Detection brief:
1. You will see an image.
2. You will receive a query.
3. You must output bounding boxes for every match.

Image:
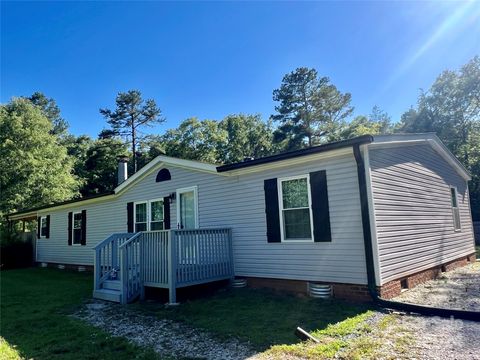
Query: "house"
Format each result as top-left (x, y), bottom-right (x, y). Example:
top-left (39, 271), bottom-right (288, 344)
top-left (8, 134), bottom-right (476, 304)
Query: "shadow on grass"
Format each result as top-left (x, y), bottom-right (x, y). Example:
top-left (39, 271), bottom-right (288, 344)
top-left (1, 267), bottom-right (163, 360)
top-left (140, 282), bottom-right (375, 352)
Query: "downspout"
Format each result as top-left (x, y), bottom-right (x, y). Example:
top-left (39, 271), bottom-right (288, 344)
top-left (353, 143), bottom-right (480, 322)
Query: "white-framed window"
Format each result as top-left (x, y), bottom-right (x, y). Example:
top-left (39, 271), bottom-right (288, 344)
top-left (278, 175), bottom-right (314, 242)
top-left (150, 199), bottom-right (165, 231)
top-left (450, 186), bottom-right (461, 231)
top-left (72, 212), bottom-right (83, 245)
top-left (40, 216), bottom-right (48, 238)
top-left (135, 199), bottom-right (165, 232)
top-left (134, 202), bottom-right (148, 232)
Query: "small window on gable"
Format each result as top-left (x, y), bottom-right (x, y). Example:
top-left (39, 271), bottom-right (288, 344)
top-left (156, 169), bottom-right (171, 183)
top-left (40, 216), bottom-right (48, 238)
top-left (450, 187), bottom-right (461, 231)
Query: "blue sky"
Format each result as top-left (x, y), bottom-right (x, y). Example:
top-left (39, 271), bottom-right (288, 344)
top-left (1, 1), bottom-right (479, 137)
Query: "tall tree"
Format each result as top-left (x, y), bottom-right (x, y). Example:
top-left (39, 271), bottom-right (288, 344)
top-left (398, 56), bottom-right (480, 220)
top-left (82, 137), bottom-right (128, 195)
top-left (272, 67), bottom-right (353, 150)
top-left (218, 114), bottom-right (277, 164)
top-left (0, 98), bottom-right (80, 214)
top-left (337, 106), bottom-right (393, 140)
top-left (162, 118), bottom-right (225, 163)
top-left (100, 90), bottom-right (164, 173)
top-left (26, 92), bottom-right (69, 136)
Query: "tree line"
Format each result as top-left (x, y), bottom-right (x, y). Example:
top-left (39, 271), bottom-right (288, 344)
top-left (1, 56), bottom-right (478, 221)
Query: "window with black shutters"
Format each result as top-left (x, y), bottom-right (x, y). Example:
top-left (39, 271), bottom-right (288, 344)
top-left (72, 212), bottom-right (83, 245)
top-left (278, 175), bottom-right (313, 242)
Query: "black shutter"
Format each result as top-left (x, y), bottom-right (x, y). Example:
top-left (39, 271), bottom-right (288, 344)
top-left (163, 196), bottom-right (171, 230)
top-left (45, 215), bottom-right (50, 239)
top-left (68, 212), bottom-right (73, 246)
top-left (310, 170), bottom-right (332, 242)
top-left (127, 202), bottom-right (134, 232)
top-left (37, 216), bottom-right (41, 239)
top-left (264, 178), bottom-right (281, 243)
top-left (81, 210), bottom-right (87, 245)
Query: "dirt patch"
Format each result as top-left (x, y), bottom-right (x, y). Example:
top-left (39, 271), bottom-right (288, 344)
top-left (74, 300), bottom-right (256, 360)
top-left (393, 262), bottom-right (480, 311)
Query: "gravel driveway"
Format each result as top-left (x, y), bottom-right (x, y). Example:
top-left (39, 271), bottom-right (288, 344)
top-left (379, 314), bottom-right (480, 360)
top-left (393, 262), bottom-right (480, 311)
top-left (74, 301), bottom-right (256, 360)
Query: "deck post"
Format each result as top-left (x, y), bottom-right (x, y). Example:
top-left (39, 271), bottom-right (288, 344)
top-left (168, 230), bottom-right (177, 304)
top-left (139, 236), bottom-right (145, 301)
top-left (120, 247), bottom-right (127, 305)
top-left (228, 228), bottom-right (234, 278)
top-left (111, 235), bottom-right (118, 270)
top-left (94, 248), bottom-right (100, 290)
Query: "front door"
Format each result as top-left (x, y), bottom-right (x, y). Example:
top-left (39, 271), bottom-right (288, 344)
top-left (176, 186), bottom-right (198, 229)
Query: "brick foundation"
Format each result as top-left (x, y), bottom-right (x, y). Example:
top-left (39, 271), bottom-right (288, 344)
top-left (36, 261), bottom-right (93, 272)
top-left (243, 277), bottom-right (372, 302)
top-left (243, 253), bottom-right (476, 302)
top-left (377, 253), bottom-right (475, 299)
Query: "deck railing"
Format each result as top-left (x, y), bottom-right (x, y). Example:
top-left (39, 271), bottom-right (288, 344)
top-left (172, 228), bottom-right (233, 287)
top-left (141, 230), bottom-right (170, 287)
top-left (93, 233), bottom-right (134, 291)
top-left (93, 228), bottom-right (234, 304)
top-left (119, 232), bottom-right (143, 304)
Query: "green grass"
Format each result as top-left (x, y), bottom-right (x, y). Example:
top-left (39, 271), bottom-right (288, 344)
top-left (142, 288), bottom-right (373, 351)
top-left (264, 311), bottom-right (375, 359)
top-left (1, 268), bottom-right (162, 360)
top-left (0, 337), bottom-right (23, 360)
top-left (476, 245), bottom-right (480, 258)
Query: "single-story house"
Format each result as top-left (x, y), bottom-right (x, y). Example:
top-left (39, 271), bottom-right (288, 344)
top-left (8, 133), bottom-right (476, 304)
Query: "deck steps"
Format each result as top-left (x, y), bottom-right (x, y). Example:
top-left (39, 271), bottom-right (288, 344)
top-left (93, 288), bottom-right (122, 303)
top-left (102, 279), bottom-right (121, 291)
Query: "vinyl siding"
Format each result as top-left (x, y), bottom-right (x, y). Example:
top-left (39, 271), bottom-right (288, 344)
top-left (37, 151), bottom-right (368, 285)
top-left (369, 144), bottom-right (475, 284)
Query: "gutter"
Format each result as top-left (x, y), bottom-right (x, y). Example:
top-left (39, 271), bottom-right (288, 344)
top-left (353, 143), bottom-right (480, 322)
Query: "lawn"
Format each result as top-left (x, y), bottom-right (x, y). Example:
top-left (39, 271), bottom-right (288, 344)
top-left (1, 267), bottom-right (377, 359)
top-left (476, 245), bottom-right (480, 258)
top-left (1, 268), bottom-right (162, 360)
top-left (141, 287), bottom-right (373, 351)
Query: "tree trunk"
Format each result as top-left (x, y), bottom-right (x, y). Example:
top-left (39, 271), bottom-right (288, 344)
top-left (132, 123), bottom-right (137, 173)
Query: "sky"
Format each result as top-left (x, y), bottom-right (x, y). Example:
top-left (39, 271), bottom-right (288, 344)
top-left (1, 1), bottom-right (479, 138)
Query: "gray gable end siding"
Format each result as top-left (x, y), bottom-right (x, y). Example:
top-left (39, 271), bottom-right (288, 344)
top-left (369, 144), bottom-right (475, 284)
top-left (37, 151), bottom-right (368, 285)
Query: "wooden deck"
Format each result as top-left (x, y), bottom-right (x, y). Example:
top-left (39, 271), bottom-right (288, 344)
top-left (93, 228), bottom-right (234, 304)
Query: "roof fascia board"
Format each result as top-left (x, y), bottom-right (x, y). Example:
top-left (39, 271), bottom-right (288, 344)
top-left (9, 194), bottom-right (116, 220)
top-left (8, 211), bottom-right (39, 221)
top-left (222, 147), bottom-right (354, 176)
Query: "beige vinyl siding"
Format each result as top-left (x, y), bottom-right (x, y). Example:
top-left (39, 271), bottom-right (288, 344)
top-left (37, 150), bottom-right (368, 285)
top-left (369, 144), bottom-right (475, 284)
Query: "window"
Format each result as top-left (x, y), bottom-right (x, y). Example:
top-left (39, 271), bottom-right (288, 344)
top-left (72, 212), bottom-right (83, 245)
top-left (450, 187), bottom-right (461, 231)
top-left (279, 175), bottom-right (313, 241)
top-left (135, 200), bottom-right (164, 231)
top-left (135, 202), bottom-right (148, 232)
top-left (150, 200), bottom-right (164, 230)
top-left (40, 216), bottom-right (48, 238)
